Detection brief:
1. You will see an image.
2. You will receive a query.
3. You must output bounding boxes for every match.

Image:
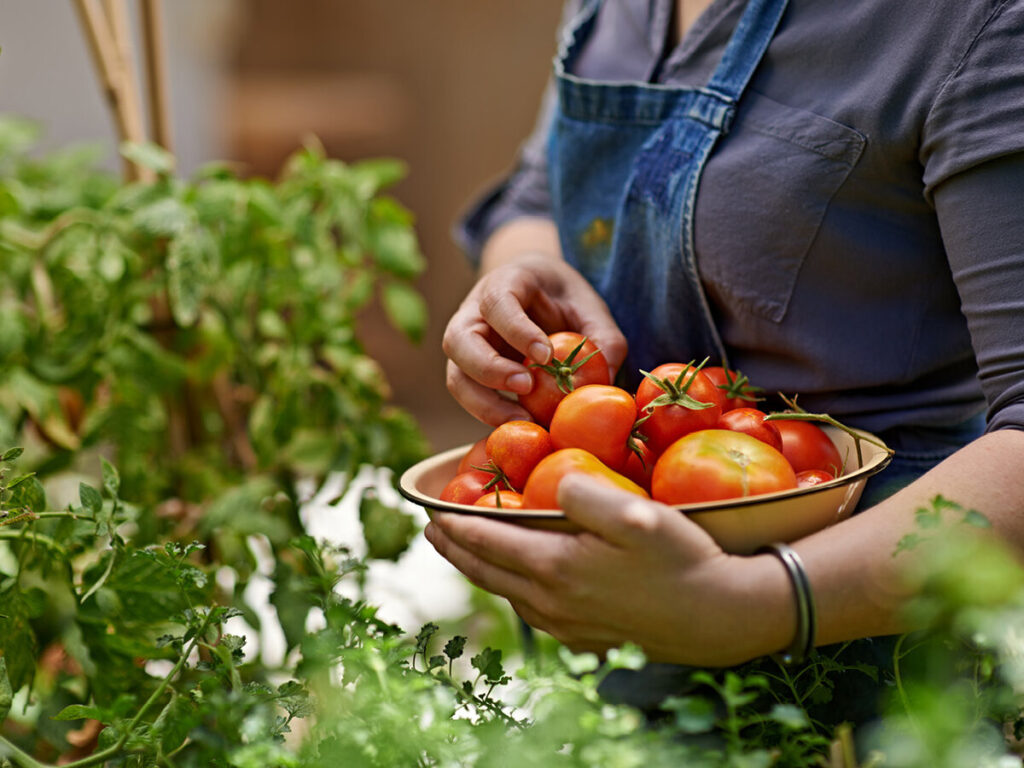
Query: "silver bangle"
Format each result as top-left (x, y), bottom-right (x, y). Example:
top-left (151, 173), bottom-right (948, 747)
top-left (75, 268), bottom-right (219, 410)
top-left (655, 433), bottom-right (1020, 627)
top-left (757, 543), bottom-right (816, 665)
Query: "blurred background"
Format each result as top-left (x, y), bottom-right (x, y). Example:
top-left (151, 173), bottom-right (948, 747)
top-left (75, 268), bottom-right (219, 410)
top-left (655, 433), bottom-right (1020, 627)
top-left (0, 0), bottom-right (564, 454)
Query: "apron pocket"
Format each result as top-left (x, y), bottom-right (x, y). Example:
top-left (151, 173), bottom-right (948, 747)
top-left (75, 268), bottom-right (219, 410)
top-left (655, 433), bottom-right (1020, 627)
top-left (695, 90), bottom-right (866, 323)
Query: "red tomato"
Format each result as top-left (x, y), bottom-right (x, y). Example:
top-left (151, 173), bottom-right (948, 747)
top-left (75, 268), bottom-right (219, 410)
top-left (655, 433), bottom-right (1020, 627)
top-left (716, 408), bottom-right (783, 453)
top-left (457, 437), bottom-right (489, 474)
top-left (621, 439), bottom-right (655, 493)
top-left (522, 448), bottom-right (649, 510)
top-left (771, 419), bottom-right (844, 475)
top-left (474, 490), bottom-right (525, 509)
top-left (439, 469), bottom-right (502, 506)
top-left (703, 366), bottom-right (762, 412)
top-left (635, 363), bottom-right (725, 455)
top-left (796, 469), bottom-right (835, 488)
top-left (485, 420), bottom-right (554, 491)
top-left (651, 429), bottom-right (797, 504)
top-left (549, 384), bottom-right (638, 472)
top-left (519, 332), bottom-right (610, 428)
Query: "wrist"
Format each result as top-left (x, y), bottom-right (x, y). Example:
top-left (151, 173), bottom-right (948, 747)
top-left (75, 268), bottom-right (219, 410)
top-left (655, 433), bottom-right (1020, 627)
top-left (719, 550), bottom-right (803, 664)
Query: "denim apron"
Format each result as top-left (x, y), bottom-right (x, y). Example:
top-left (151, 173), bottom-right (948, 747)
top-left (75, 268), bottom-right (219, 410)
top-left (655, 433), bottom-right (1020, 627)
top-left (548, 0), bottom-right (789, 382)
top-left (544, 0), bottom-right (987, 727)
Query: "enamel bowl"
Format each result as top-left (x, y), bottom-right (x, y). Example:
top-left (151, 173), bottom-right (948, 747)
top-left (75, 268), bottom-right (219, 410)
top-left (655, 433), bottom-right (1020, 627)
top-left (399, 426), bottom-right (892, 555)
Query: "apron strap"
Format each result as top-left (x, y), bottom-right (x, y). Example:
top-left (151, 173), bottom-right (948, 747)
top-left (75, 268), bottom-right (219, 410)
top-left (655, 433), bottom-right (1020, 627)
top-left (705, 0), bottom-right (790, 103)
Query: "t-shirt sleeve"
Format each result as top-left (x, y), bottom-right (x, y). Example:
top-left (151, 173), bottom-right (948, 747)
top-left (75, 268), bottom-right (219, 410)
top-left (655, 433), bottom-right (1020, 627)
top-left (933, 152), bottom-right (1024, 433)
top-left (920, 0), bottom-right (1024, 202)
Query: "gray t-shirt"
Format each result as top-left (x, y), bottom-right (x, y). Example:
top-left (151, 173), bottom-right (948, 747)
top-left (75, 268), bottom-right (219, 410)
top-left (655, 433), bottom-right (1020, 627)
top-left (458, 0), bottom-right (1024, 437)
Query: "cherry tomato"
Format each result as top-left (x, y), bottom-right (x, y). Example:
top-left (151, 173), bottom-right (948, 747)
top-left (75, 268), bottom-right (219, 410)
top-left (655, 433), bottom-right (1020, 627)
top-left (635, 363), bottom-right (725, 455)
top-left (771, 419), bottom-right (844, 475)
top-left (620, 439), bottom-right (655, 493)
top-left (549, 384), bottom-right (638, 472)
top-left (457, 437), bottom-right (490, 474)
top-left (473, 490), bottom-right (525, 509)
top-left (519, 332), bottom-right (610, 428)
top-left (439, 469), bottom-right (502, 506)
top-left (796, 469), bottom-right (835, 488)
top-left (716, 408), bottom-right (783, 453)
top-left (703, 366), bottom-right (762, 412)
top-left (485, 420), bottom-right (554, 490)
top-left (651, 429), bottom-right (797, 505)
top-left (522, 448), bottom-right (649, 510)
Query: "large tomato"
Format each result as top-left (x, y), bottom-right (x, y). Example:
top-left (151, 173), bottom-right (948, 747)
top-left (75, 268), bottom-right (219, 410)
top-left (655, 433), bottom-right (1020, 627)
top-left (770, 419), bottom-right (844, 475)
top-left (549, 384), bottom-right (638, 472)
top-left (485, 420), bottom-right (554, 490)
top-left (716, 407), bottom-right (783, 453)
top-left (702, 366), bottom-right (762, 412)
top-left (522, 448), bottom-right (649, 510)
top-left (519, 332), bottom-right (610, 427)
top-left (635, 362), bottom-right (725, 455)
top-left (651, 429), bottom-right (797, 504)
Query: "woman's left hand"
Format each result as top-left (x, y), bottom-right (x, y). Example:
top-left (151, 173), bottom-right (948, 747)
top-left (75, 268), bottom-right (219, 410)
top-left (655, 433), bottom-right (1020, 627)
top-left (424, 474), bottom-right (791, 667)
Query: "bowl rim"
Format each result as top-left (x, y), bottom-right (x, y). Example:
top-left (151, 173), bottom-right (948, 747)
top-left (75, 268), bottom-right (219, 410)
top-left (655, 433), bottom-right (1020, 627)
top-left (398, 425), bottom-right (893, 521)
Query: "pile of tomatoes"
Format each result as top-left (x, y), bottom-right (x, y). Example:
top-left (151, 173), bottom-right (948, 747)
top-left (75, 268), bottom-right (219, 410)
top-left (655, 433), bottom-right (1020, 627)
top-left (440, 332), bottom-right (844, 510)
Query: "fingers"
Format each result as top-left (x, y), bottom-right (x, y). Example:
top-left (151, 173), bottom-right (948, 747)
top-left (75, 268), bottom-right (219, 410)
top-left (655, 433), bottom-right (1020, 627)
top-left (445, 360), bottom-right (533, 426)
top-left (557, 474), bottom-right (668, 548)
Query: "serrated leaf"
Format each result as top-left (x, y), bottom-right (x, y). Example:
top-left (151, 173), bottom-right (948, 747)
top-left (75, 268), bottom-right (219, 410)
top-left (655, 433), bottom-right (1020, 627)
top-left (380, 281), bottom-right (427, 344)
top-left (470, 647), bottom-right (506, 684)
top-left (6, 474), bottom-right (45, 513)
top-left (415, 622), bottom-right (439, 656)
top-left (443, 635), bottom-right (467, 662)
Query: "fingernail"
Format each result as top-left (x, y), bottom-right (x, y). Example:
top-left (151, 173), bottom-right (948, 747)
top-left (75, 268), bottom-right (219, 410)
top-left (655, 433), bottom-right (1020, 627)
top-left (507, 372), bottom-right (533, 394)
top-left (529, 342), bottom-right (551, 365)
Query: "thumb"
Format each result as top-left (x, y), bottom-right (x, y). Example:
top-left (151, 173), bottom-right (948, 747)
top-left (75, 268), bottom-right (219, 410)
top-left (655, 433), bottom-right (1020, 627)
top-left (557, 473), bottom-right (664, 548)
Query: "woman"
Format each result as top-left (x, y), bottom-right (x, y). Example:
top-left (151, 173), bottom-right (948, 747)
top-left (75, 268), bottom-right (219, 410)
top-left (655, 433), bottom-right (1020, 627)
top-left (427, 0), bottom-right (1024, 714)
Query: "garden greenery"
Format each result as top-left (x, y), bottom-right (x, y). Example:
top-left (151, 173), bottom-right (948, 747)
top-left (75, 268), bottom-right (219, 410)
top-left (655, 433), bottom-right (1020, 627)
top-left (2, 118), bottom-right (1024, 767)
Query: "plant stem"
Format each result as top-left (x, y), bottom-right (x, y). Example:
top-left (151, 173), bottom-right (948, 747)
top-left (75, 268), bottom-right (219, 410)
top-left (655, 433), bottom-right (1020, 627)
top-left (0, 735), bottom-right (49, 768)
top-left (0, 530), bottom-right (68, 558)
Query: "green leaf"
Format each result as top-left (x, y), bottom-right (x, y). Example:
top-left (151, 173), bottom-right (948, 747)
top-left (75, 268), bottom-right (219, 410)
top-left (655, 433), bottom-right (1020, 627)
top-left (359, 491), bottom-right (417, 561)
top-left (79, 482), bottom-right (103, 514)
top-left (0, 657), bottom-right (12, 722)
top-left (962, 508), bottom-right (992, 528)
top-left (443, 635), bottom-right (467, 662)
top-left (166, 231), bottom-right (207, 326)
top-left (101, 457), bottom-right (120, 498)
top-left (1, 447), bottom-right (23, 462)
top-left (6, 474), bottom-right (45, 513)
top-left (0, 585), bottom-right (39, 692)
top-left (380, 281), bottom-right (427, 344)
top-left (132, 196), bottom-right (191, 237)
top-left (414, 622), bottom-right (439, 657)
top-left (663, 695), bottom-right (716, 734)
top-left (368, 202), bottom-right (424, 279)
top-left (768, 703), bottom-right (810, 730)
top-left (470, 647), bottom-right (506, 684)
top-left (120, 141), bottom-right (175, 175)
top-left (53, 703), bottom-right (104, 721)
top-left (893, 532), bottom-right (923, 557)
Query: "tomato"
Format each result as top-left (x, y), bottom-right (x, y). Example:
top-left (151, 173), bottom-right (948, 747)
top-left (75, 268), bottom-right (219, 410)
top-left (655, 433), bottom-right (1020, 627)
top-left (473, 490), bottom-right (525, 509)
top-left (519, 332), bottom-right (610, 428)
top-left (620, 439), bottom-right (655, 492)
top-left (770, 419), bottom-right (844, 475)
top-left (635, 362), bottom-right (725, 455)
top-left (457, 437), bottom-right (490, 474)
top-left (549, 384), bottom-right (638, 472)
top-left (703, 366), bottom-right (762, 412)
top-left (716, 408), bottom-right (783, 453)
top-left (485, 420), bottom-right (554, 490)
top-left (522, 448), bottom-right (649, 510)
top-left (795, 469), bottom-right (835, 488)
top-left (651, 429), bottom-right (797, 504)
top-left (439, 469), bottom-right (503, 506)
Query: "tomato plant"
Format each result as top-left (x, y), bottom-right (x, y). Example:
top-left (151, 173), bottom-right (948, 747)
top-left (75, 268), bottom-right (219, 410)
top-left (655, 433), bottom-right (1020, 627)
top-left (522, 448), bottom-right (649, 510)
top-left (635, 362), bottom-right (725, 455)
top-left (519, 333), bottom-right (609, 427)
top-left (772, 419), bottom-right (844, 475)
top-left (651, 429), bottom-right (797, 504)
top-left (703, 366), bottom-right (763, 411)
top-left (717, 407), bottom-right (783, 453)
top-left (485, 420), bottom-right (554, 490)
top-left (549, 384), bottom-right (638, 472)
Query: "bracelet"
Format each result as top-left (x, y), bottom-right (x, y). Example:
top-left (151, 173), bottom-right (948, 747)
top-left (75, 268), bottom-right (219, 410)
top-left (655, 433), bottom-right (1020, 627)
top-left (757, 543), bottom-right (816, 665)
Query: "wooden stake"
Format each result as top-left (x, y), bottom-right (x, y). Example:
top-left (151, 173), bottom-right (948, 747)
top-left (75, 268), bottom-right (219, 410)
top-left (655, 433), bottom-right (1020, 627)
top-left (139, 0), bottom-right (173, 153)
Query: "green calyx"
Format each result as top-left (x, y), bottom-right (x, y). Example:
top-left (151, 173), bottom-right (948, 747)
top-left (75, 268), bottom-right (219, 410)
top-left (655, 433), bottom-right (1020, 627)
top-left (717, 368), bottom-right (763, 405)
top-left (640, 359), bottom-right (717, 413)
top-left (530, 338), bottom-right (600, 395)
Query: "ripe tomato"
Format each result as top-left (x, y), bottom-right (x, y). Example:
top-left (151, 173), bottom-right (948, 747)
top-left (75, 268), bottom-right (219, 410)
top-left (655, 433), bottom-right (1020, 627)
top-left (457, 437), bottom-right (489, 474)
top-left (549, 384), bottom-right (638, 472)
top-left (771, 419), bottom-right (844, 475)
top-left (439, 469), bottom-right (502, 506)
top-left (651, 429), bottom-right (797, 504)
top-left (716, 408), bottom-right (783, 453)
top-left (703, 366), bottom-right (762, 412)
top-left (473, 490), bottom-right (525, 509)
top-left (519, 332), bottom-right (610, 428)
top-left (635, 362), bottom-right (725, 455)
top-left (795, 469), bottom-right (835, 488)
top-left (485, 420), bottom-right (554, 490)
top-left (522, 448), bottom-right (649, 510)
top-left (620, 439), bottom-right (655, 492)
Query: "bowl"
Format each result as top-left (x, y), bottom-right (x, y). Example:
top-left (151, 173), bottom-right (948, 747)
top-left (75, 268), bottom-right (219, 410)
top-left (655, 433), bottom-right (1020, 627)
top-left (399, 426), bottom-right (892, 554)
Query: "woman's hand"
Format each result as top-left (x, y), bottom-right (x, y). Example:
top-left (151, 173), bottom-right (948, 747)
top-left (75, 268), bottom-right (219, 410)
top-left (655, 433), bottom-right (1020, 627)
top-left (443, 250), bottom-right (627, 427)
top-left (424, 474), bottom-right (794, 667)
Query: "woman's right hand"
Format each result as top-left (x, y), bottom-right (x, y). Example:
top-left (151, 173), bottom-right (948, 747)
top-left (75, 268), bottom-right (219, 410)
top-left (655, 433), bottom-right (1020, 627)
top-left (443, 249), bottom-right (627, 426)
